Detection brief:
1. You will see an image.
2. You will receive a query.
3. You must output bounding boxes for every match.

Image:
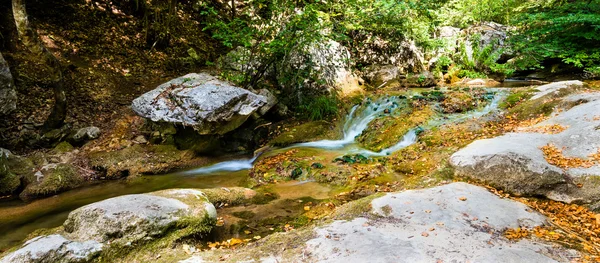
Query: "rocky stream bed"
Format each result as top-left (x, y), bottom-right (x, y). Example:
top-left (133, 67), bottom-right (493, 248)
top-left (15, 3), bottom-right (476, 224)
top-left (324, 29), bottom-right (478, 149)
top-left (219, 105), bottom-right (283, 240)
top-left (1, 80), bottom-right (600, 263)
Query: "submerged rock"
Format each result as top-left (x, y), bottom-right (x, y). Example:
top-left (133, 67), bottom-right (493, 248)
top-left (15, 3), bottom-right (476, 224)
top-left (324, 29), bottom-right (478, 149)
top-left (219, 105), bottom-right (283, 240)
top-left (0, 52), bottom-right (16, 116)
top-left (0, 235), bottom-right (102, 263)
top-left (63, 189), bottom-right (216, 244)
top-left (451, 87), bottom-right (600, 207)
top-left (131, 73), bottom-right (267, 135)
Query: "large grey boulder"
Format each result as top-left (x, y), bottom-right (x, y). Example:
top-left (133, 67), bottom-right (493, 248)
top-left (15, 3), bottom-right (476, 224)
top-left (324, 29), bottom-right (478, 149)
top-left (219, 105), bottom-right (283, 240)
top-left (0, 235), bottom-right (102, 263)
top-left (0, 52), bottom-right (17, 116)
top-left (362, 64), bottom-right (400, 88)
top-left (355, 38), bottom-right (426, 75)
top-left (279, 39), bottom-right (362, 96)
top-left (451, 88), bottom-right (600, 206)
top-left (463, 22), bottom-right (508, 49)
top-left (131, 73), bottom-right (267, 135)
top-left (180, 183), bottom-right (577, 262)
top-left (63, 189), bottom-right (217, 244)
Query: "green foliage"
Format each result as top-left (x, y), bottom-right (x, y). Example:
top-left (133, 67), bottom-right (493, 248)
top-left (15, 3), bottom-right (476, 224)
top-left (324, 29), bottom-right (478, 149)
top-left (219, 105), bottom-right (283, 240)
top-left (509, 0), bottom-right (600, 73)
top-left (298, 95), bottom-right (340, 121)
top-left (450, 33), bottom-right (514, 78)
top-left (457, 70), bottom-right (487, 79)
top-left (202, 0), bottom-right (329, 90)
top-left (436, 0), bottom-right (521, 28)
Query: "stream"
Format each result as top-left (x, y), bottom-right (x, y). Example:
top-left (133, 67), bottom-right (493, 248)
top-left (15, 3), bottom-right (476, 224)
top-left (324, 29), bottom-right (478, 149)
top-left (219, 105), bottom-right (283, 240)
top-left (0, 87), bottom-right (509, 250)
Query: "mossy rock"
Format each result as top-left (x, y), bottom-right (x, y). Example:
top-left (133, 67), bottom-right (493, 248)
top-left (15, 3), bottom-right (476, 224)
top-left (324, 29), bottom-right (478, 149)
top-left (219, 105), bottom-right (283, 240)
top-left (0, 149), bottom-right (34, 195)
top-left (201, 187), bottom-right (258, 206)
top-left (52, 141), bottom-right (75, 153)
top-left (269, 121), bottom-right (341, 147)
top-left (19, 163), bottom-right (83, 200)
top-left (440, 91), bottom-right (475, 113)
top-left (89, 144), bottom-right (195, 178)
top-left (0, 170), bottom-right (21, 195)
top-left (499, 88), bottom-right (535, 109)
top-left (357, 104), bottom-right (434, 152)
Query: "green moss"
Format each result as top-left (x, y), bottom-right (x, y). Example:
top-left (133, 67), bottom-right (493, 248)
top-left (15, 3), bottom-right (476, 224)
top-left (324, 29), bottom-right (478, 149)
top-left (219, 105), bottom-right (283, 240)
top-left (53, 141), bottom-right (75, 153)
top-left (0, 151), bottom-right (34, 195)
top-left (507, 96), bottom-right (560, 120)
top-left (332, 193), bottom-right (384, 220)
top-left (357, 104), bottom-right (434, 152)
top-left (380, 205), bottom-right (393, 216)
top-left (104, 214), bottom-right (215, 263)
top-left (269, 121), bottom-right (341, 147)
top-left (0, 171), bottom-right (20, 195)
top-left (499, 89), bottom-right (535, 109)
top-left (20, 163), bottom-right (83, 199)
top-left (89, 144), bottom-right (194, 178)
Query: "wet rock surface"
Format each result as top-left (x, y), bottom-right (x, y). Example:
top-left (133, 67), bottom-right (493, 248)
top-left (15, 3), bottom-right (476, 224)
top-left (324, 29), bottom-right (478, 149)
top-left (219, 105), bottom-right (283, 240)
top-left (132, 73), bottom-right (267, 135)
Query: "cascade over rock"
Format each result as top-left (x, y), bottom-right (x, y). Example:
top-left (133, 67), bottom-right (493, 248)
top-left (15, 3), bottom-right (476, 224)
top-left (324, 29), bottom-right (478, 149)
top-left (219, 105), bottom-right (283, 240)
top-left (131, 73), bottom-right (267, 135)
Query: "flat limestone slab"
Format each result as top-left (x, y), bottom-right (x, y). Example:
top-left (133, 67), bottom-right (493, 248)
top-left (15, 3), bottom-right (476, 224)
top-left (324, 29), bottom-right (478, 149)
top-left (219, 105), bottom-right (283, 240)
top-left (179, 183), bottom-right (578, 263)
top-left (451, 91), bottom-right (600, 205)
top-left (303, 183), bottom-right (572, 263)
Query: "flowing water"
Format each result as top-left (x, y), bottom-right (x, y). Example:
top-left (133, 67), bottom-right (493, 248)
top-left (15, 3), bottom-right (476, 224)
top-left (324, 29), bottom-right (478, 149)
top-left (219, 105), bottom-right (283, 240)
top-left (0, 88), bottom-right (508, 250)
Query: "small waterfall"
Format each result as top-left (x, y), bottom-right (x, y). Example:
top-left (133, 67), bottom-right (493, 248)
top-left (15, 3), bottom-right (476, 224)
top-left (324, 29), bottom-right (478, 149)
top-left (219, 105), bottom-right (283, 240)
top-left (182, 155), bottom-right (258, 174)
top-left (183, 90), bottom-right (505, 175)
top-left (295, 96), bottom-right (403, 149)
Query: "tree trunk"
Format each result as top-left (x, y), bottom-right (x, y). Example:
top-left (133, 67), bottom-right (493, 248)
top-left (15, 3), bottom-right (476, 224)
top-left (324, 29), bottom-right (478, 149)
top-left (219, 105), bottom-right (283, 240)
top-left (12, 0), bottom-right (67, 131)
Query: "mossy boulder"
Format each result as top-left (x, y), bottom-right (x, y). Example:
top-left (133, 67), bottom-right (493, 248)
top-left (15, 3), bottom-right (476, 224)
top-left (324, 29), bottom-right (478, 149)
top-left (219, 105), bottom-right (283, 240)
top-left (19, 163), bottom-right (84, 200)
top-left (0, 148), bottom-right (34, 195)
top-left (440, 91), bottom-right (475, 113)
top-left (63, 189), bottom-right (217, 245)
top-left (268, 121), bottom-right (341, 147)
top-left (53, 141), bottom-right (75, 154)
top-left (88, 144), bottom-right (195, 178)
